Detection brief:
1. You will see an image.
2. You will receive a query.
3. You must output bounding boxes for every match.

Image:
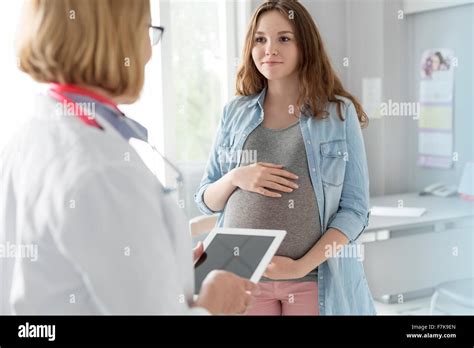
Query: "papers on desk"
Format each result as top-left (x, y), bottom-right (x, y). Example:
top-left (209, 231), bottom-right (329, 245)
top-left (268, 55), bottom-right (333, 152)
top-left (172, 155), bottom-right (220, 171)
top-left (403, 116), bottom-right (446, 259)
top-left (370, 206), bottom-right (426, 217)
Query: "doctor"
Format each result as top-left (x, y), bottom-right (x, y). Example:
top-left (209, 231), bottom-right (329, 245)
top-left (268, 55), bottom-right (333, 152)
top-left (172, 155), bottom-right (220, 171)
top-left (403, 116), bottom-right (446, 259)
top-left (0, 0), bottom-right (257, 315)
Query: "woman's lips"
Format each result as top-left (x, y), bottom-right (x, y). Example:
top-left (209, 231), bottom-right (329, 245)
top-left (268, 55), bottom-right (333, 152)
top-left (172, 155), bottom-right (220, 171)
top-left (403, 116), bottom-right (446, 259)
top-left (263, 62), bottom-right (283, 67)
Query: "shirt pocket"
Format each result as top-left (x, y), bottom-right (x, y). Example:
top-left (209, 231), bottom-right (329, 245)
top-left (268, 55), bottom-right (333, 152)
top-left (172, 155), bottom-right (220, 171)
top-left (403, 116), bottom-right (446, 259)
top-left (320, 140), bottom-right (348, 187)
top-left (217, 131), bottom-right (236, 175)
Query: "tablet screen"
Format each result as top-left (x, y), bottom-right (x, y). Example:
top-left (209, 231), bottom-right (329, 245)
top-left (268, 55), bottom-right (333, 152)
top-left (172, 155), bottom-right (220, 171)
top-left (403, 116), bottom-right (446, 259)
top-left (194, 233), bottom-right (275, 293)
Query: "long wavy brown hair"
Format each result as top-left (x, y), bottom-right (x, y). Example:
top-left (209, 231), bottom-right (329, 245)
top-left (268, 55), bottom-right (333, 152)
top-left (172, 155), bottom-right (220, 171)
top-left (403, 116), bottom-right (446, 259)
top-left (236, 0), bottom-right (368, 128)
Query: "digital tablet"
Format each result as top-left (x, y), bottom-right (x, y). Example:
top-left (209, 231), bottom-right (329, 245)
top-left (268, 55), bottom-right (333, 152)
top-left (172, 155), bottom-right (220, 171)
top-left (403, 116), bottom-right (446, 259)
top-left (194, 228), bottom-right (286, 293)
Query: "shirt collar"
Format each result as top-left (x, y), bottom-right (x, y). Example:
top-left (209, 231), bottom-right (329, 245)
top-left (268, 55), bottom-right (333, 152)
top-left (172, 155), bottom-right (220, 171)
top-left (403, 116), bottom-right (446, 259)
top-left (65, 93), bottom-right (148, 142)
top-left (247, 87), bottom-right (267, 109)
top-left (246, 87), bottom-right (311, 118)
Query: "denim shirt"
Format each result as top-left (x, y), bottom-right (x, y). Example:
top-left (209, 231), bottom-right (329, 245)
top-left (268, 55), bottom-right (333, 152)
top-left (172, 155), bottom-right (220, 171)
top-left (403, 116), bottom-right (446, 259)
top-left (194, 88), bottom-right (376, 315)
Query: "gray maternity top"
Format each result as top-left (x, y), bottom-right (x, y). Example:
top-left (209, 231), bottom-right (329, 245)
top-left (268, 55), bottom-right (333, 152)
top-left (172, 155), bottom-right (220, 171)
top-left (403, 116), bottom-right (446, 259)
top-left (223, 121), bottom-right (321, 282)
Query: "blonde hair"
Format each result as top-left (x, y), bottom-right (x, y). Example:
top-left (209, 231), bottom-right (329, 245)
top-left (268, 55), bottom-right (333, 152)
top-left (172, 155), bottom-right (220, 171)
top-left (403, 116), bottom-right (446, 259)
top-left (236, 0), bottom-right (368, 128)
top-left (17, 0), bottom-right (150, 101)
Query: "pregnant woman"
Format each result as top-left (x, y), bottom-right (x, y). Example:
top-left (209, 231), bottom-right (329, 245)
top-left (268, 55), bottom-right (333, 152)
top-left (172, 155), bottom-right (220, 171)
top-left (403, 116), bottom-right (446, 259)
top-left (195, 0), bottom-right (376, 315)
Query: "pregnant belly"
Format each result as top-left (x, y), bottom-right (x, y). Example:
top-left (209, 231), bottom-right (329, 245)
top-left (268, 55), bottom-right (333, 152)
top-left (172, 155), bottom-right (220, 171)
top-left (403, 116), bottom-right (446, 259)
top-left (223, 188), bottom-right (321, 259)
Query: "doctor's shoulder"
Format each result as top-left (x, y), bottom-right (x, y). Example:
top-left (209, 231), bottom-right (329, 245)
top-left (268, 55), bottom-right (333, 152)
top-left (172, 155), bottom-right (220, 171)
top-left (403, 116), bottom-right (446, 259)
top-left (13, 99), bottom-right (140, 185)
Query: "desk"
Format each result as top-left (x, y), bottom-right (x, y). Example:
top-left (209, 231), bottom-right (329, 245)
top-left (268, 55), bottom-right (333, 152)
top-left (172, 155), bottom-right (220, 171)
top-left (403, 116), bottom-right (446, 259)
top-left (362, 192), bottom-right (474, 303)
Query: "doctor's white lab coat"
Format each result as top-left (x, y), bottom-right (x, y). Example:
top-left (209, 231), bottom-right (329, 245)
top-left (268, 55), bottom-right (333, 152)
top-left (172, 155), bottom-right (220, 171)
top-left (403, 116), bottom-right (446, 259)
top-left (0, 94), bottom-right (208, 315)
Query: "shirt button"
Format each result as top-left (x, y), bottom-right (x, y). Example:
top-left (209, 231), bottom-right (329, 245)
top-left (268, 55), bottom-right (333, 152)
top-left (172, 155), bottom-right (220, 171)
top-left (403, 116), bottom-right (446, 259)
top-left (320, 302), bottom-right (324, 306)
top-left (307, 140), bottom-right (311, 145)
top-left (312, 168), bottom-right (316, 172)
top-left (337, 151), bottom-right (342, 155)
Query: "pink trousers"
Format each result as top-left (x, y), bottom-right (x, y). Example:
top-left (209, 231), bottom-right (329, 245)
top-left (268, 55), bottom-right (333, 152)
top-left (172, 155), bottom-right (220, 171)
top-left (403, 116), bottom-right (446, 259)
top-left (245, 281), bottom-right (319, 316)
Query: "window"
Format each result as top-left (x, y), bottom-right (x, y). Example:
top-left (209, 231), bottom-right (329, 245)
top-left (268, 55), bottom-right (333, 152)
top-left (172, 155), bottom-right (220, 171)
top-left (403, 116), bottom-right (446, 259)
top-left (127, 0), bottom-right (251, 194)
top-left (155, 0), bottom-right (251, 217)
top-left (0, 2), bottom-right (40, 152)
top-left (160, 0), bottom-right (232, 165)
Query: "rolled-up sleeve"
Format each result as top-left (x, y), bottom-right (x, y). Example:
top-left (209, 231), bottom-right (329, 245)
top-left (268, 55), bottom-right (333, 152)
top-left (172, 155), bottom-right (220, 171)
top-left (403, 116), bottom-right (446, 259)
top-left (194, 105), bottom-right (228, 215)
top-left (327, 102), bottom-right (370, 242)
top-left (194, 183), bottom-right (217, 215)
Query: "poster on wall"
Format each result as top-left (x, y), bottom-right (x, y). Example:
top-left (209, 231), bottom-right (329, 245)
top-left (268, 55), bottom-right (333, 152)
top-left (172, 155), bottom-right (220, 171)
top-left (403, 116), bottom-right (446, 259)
top-left (418, 48), bottom-right (455, 169)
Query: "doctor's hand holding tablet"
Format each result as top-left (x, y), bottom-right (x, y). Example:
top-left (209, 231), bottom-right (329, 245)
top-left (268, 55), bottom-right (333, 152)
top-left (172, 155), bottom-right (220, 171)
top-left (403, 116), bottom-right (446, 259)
top-left (191, 240), bottom-right (262, 315)
top-left (193, 228), bottom-right (287, 314)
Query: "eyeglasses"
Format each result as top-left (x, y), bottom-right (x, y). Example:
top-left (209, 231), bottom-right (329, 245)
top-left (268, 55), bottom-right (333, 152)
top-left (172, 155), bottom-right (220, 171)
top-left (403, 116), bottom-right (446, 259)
top-left (149, 25), bottom-right (164, 46)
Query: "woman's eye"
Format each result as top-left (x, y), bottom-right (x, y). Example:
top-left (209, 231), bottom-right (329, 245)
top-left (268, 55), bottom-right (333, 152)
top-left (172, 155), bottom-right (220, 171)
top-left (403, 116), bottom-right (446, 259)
top-left (280, 36), bottom-right (290, 42)
top-left (255, 37), bottom-right (266, 43)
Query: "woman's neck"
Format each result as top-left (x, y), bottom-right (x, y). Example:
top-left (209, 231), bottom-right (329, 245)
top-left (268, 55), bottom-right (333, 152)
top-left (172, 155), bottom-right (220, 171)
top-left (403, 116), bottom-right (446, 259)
top-left (266, 74), bottom-right (300, 107)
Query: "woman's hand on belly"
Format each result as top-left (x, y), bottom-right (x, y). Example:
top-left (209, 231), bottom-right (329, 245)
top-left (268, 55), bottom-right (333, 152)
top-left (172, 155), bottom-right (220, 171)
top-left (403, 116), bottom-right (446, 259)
top-left (263, 255), bottom-right (307, 280)
top-left (232, 162), bottom-right (299, 198)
